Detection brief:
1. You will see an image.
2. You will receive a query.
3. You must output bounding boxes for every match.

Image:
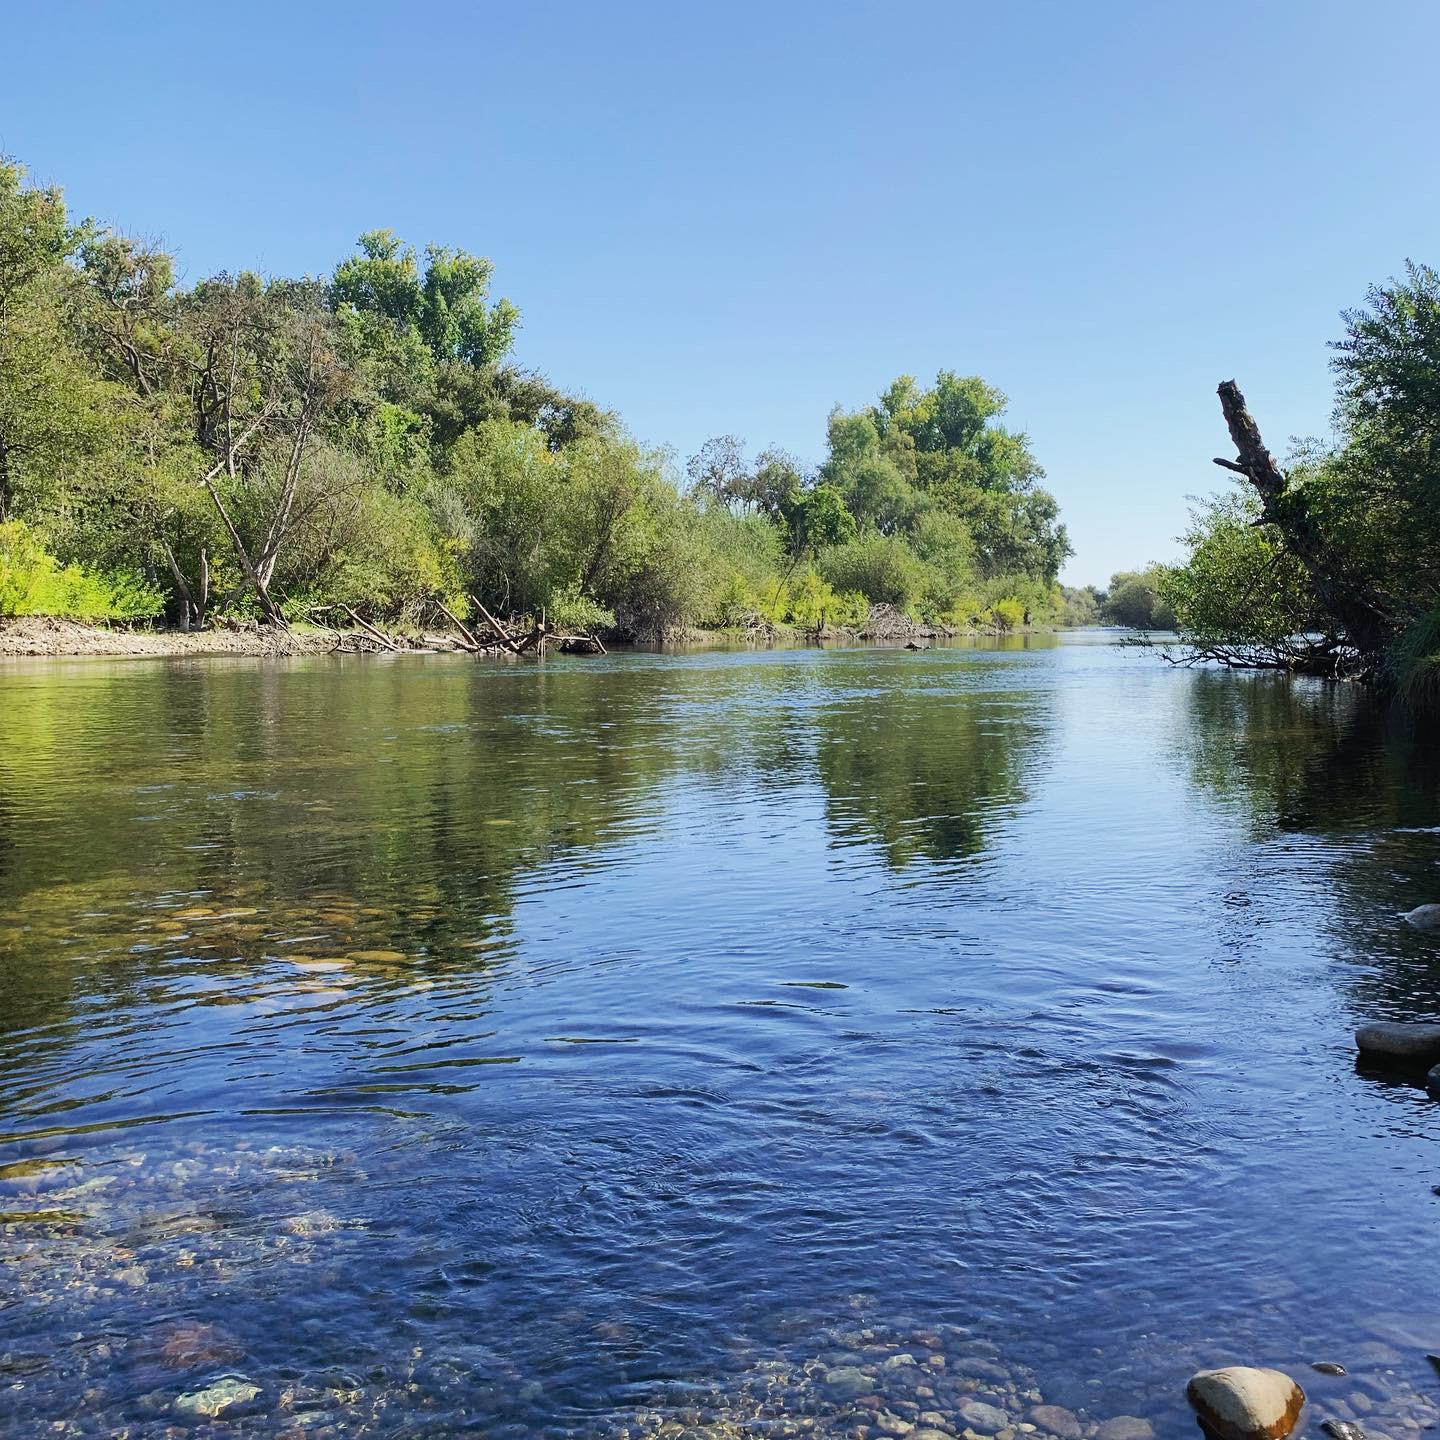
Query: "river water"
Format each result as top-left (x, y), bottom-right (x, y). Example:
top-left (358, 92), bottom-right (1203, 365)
top-left (1, 634), bottom-right (1438, 1438)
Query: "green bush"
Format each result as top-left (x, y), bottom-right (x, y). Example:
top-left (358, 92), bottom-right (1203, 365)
top-left (819, 531), bottom-right (927, 610)
top-left (990, 596), bottom-right (1027, 630)
top-left (1387, 607), bottom-right (1440, 716)
top-left (546, 586), bottom-right (615, 634)
top-left (0, 520), bottom-right (164, 621)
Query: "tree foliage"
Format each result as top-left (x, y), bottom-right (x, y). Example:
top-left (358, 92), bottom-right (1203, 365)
top-left (1101, 566), bottom-right (1176, 630)
top-left (0, 155), bottom-right (1074, 641)
top-left (1163, 261), bottom-right (1440, 697)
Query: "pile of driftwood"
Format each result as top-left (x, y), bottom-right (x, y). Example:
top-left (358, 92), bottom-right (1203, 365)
top-left (308, 599), bottom-right (607, 658)
top-left (433, 596), bottom-right (607, 657)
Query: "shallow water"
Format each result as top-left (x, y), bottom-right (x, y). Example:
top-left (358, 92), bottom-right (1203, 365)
top-left (2, 634), bottom-right (1439, 1438)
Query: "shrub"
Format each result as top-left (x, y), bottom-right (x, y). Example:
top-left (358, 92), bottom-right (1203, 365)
top-left (991, 596), bottom-right (1027, 631)
top-left (0, 520), bottom-right (164, 621)
top-left (818, 531), bottom-right (927, 610)
top-left (1387, 607), bottom-right (1440, 716)
top-left (547, 586), bottom-right (615, 634)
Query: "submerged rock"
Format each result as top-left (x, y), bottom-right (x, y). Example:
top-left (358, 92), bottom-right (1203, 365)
top-left (823, 1365), bottom-right (875, 1400)
top-left (1402, 904), bottom-right (1440, 932)
top-left (151, 1320), bottom-right (245, 1371)
top-left (958, 1357), bottom-right (1013, 1385)
top-left (1095, 1418), bottom-right (1155, 1440)
top-left (1354, 1022), bottom-right (1440, 1065)
top-left (1311, 1364), bottom-right (1347, 1377)
top-left (875, 1412), bottom-right (916, 1436)
top-left (1029, 1404), bottom-right (1083, 1439)
top-left (173, 1375), bottom-right (262, 1418)
top-left (1186, 1367), bottom-right (1305, 1440)
top-left (1427, 1064), bottom-right (1440, 1100)
top-left (959, 1400), bottom-right (1010, 1434)
top-left (1322, 1422), bottom-right (1365, 1440)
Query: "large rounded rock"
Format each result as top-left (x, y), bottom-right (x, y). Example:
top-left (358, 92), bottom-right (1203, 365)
top-left (1029, 1405), bottom-right (1083, 1439)
top-left (173, 1376), bottom-right (262, 1419)
top-left (1354, 1022), bottom-right (1440, 1065)
top-left (823, 1365), bottom-right (875, 1400)
top-left (958, 1400), bottom-right (1010, 1434)
top-left (1186, 1367), bottom-right (1305, 1440)
top-left (1403, 904), bottom-right (1440, 932)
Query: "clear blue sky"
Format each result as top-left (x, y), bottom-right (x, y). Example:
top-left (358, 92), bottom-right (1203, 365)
top-left (6, 1), bottom-right (1438, 584)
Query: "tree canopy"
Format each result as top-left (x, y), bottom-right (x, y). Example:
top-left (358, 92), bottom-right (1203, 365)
top-left (1159, 261), bottom-right (1440, 706)
top-left (0, 155), bottom-right (1075, 640)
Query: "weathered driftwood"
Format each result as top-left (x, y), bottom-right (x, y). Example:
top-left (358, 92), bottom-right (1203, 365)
top-left (339, 604), bottom-right (403, 653)
top-left (1214, 380), bottom-right (1391, 664)
top-left (462, 596), bottom-right (606, 657)
top-left (470, 595), bottom-right (524, 655)
top-left (433, 598), bottom-right (486, 653)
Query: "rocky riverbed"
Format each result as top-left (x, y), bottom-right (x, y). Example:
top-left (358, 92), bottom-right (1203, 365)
top-left (5, 1164), bottom-right (1440, 1440)
top-left (4, 897), bottom-right (1440, 1437)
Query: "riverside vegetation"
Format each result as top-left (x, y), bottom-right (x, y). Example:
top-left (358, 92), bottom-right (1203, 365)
top-left (0, 158), bottom-right (1075, 645)
top-left (1129, 262), bottom-right (1440, 710)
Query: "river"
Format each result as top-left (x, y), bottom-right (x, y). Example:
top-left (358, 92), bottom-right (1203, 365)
top-left (1, 633), bottom-right (1438, 1438)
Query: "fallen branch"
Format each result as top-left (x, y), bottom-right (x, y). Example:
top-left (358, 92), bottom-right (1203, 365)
top-left (470, 595), bottom-right (523, 654)
top-left (340, 604), bottom-right (402, 652)
top-left (433, 598), bottom-right (485, 653)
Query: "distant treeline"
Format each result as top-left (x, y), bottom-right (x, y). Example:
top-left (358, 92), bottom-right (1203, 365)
top-left (0, 158), bottom-right (1076, 638)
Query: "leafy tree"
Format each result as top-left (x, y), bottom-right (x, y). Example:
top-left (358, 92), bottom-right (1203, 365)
top-left (788, 483), bottom-right (855, 557)
top-left (1057, 584), bottom-right (1101, 626)
top-left (821, 371), bottom-right (1069, 583)
top-left (333, 230), bottom-right (518, 369)
top-left (1165, 262), bottom-right (1440, 698)
top-left (0, 160), bottom-right (110, 522)
top-left (1101, 566), bottom-right (1177, 630)
top-left (686, 434), bottom-right (749, 509)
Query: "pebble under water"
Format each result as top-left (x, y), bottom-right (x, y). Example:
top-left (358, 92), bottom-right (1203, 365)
top-left (1, 635), bottom-right (1439, 1438)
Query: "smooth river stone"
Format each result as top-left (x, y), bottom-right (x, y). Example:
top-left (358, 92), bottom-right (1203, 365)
top-left (173, 1376), bottom-right (261, 1418)
top-left (1403, 904), bottom-right (1440, 932)
top-left (959, 1400), bottom-right (1011, 1434)
top-left (824, 1365), bottom-right (875, 1400)
top-left (1187, 1367), bottom-right (1305, 1440)
top-left (1355, 1022), bottom-right (1440, 1063)
top-left (1095, 1419), bottom-right (1155, 1440)
top-left (1322, 1423), bottom-right (1366, 1440)
top-left (1029, 1405), bottom-right (1084, 1440)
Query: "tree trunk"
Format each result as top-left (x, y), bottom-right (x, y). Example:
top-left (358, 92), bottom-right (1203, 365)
top-left (1215, 380), bottom-right (1392, 662)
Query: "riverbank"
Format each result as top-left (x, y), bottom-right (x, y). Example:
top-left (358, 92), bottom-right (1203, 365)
top-left (0, 614), bottom-right (1050, 660)
top-left (0, 616), bottom-right (471, 659)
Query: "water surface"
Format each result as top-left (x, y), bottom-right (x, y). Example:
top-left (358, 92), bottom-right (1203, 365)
top-left (2, 636), bottom-right (1439, 1437)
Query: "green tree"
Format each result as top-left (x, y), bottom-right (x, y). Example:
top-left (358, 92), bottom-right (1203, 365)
top-left (1166, 262), bottom-right (1440, 694)
top-left (788, 483), bottom-right (855, 557)
top-left (821, 371), bottom-right (1069, 583)
top-left (1102, 566), bottom-right (1177, 630)
top-left (333, 230), bottom-right (518, 369)
top-left (0, 160), bottom-right (108, 522)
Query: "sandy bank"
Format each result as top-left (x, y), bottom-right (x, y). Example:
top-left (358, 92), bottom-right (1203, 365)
top-left (0, 616), bottom-right (380, 659)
